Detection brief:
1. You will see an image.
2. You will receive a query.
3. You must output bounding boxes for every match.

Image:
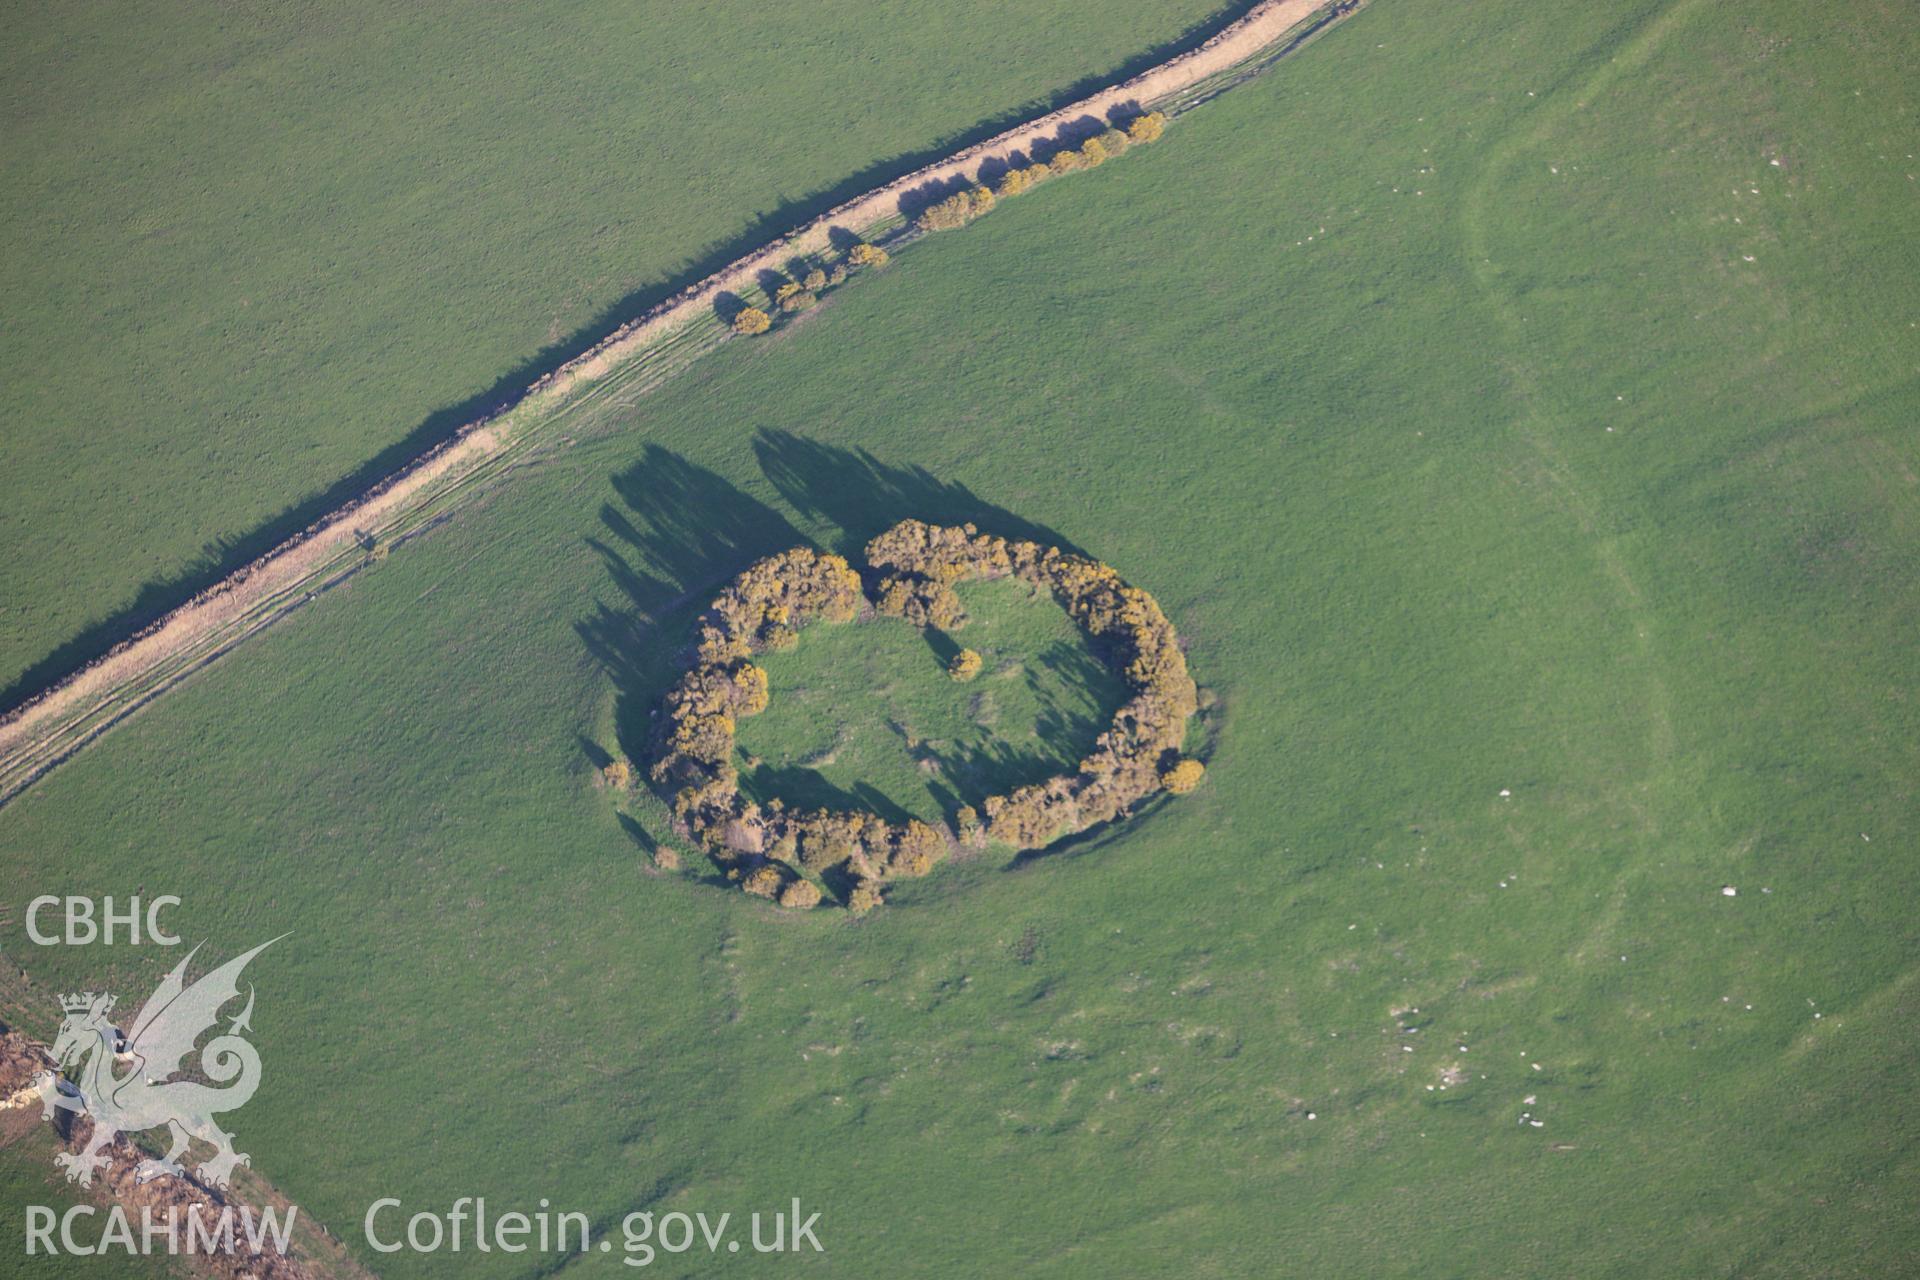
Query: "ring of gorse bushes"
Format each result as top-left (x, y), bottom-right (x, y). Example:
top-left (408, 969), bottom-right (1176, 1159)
top-left (646, 518), bottom-right (1204, 914)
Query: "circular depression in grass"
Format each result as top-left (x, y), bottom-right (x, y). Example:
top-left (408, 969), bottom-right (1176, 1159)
top-left (734, 576), bottom-right (1131, 825)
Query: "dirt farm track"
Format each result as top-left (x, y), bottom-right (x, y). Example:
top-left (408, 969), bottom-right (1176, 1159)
top-left (0, 0), bottom-right (1351, 807)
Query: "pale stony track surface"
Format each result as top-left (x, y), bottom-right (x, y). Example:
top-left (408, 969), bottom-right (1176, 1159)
top-left (557, 0), bottom-right (1336, 383)
top-left (0, 0), bottom-right (1346, 805)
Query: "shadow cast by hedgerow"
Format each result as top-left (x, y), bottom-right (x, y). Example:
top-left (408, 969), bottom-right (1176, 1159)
top-left (753, 428), bottom-right (1083, 559)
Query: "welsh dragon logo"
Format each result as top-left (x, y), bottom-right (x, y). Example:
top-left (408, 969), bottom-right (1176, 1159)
top-left (35, 937), bottom-right (281, 1188)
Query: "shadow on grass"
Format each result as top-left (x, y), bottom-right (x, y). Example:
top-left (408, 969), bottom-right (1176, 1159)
top-left (895, 110), bottom-right (1122, 217)
top-left (615, 811), bottom-right (658, 856)
top-left (753, 428), bottom-right (1083, 559)
top-left (2, 0), bottom-right (1266, 721)
top-left (917, 639), bottom-right (1124, 806)
top-left (576, 437), bottom-right (1195, 870)
top-left (575, 445), bottom-right (804, 771)
top-left (1004, 791), bottom-right (1176, 870)
top-left (922, 626), bottom-right (963, 668)
top-left (736, 766), bottom-right (919, 829)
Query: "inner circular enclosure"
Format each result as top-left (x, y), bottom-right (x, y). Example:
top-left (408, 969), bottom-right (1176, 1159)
top-left (734, 577), bottom-right (1129, 824)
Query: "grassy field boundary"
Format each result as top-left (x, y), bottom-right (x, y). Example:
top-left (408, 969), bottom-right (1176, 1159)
top-left (0, 0), bottom-right (1360, 809)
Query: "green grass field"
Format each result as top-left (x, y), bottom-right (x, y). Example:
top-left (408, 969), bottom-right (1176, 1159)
top-left (0, 1154), bottom-right (178, 1278)
top-left (3, 0), bottom-right (1917, 1274)
top-left (0, 0), bottom-right (1227, 705)
top-left (733, 578), bottom-right (1132, 826)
